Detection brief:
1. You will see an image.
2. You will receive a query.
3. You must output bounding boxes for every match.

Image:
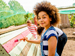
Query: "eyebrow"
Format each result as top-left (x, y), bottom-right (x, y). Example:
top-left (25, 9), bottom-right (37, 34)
top-left (42, 14), bottom-right (46, 16)
top-left (38, 14), bottom-right (46, 18)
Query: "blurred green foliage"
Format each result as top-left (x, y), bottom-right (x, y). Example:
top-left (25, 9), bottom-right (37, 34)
top-left (0, 0), bottom-right (34, 29)
top-left (68, 14), bottom-right (75, 28)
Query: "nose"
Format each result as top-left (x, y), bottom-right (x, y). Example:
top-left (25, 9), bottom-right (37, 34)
top-left (39, 18), bottom-right (43, 22)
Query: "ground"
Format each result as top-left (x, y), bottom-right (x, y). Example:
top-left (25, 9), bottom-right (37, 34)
top-left (61, 28), bottom-right (75, 56)
top-left (62, 40), bottom-right (75, 56)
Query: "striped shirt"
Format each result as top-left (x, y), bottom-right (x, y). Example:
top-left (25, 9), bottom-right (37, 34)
top-left (28, 24), bottom-right (37, 38)
top-left (54, 27), bottom-right (63, 37)
top-left (40, 26), bottom-right (59, 56)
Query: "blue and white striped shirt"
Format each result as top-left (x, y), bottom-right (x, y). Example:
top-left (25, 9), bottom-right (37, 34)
top-left (40, 26), bottom-right (59, 56)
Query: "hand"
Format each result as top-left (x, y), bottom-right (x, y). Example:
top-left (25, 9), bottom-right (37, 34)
top-left (25, 37), bottom-right (28, 41)
top-left (21, 37), bottom-right (25, 41)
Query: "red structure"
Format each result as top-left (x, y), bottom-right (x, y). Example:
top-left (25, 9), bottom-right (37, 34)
top-left (34, 17), bottom-right (37, 26)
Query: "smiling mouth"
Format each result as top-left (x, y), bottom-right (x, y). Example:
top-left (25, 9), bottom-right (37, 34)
top-left (41, 23), bottom-right (44, 25)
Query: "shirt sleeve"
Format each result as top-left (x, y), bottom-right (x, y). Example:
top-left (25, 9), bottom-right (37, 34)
top-left (45, 30), bottom-right (58, 40)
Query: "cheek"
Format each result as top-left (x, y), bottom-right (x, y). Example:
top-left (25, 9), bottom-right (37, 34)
top-left (27, 23), bottom-right (30, 25)
top-left (44, 18), bottom-right (47, 21)
top-left (44, 18), bottom-right (49, 22)
top-left (37, 20), bottom-right (41, 23)
top-left (45, 18), bottom-right (50, 25)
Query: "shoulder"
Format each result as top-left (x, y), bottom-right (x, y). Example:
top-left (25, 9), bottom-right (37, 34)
top-left (32, 24), bottom-right (37, 28)
top-left (49, 26), bottom-right (56, 31)
top-left (32, 24), bottom-right (36, 26)
top-left (54, 27), bottom-right (60, 30)
top-left (54, 27), bottom-right (63, 33)
top-left (46, 26), bottom-right (57, 37)
top-left (44, 26), bottom-right (58, 40)
top-left (46, 29), bottom-right (57, 36)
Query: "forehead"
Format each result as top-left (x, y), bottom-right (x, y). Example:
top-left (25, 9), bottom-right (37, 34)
top-left (38, 11), bottom-right (47, 17)
top-left (27, 20), bottom-right (31, 23)
top-left (27, 22), bottom-right (31, 24)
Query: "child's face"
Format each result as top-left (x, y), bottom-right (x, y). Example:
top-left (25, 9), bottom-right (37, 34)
top-left (37, 11), bottom-right (51, 28)
top-left (27, 22), bottom-right (31, 26)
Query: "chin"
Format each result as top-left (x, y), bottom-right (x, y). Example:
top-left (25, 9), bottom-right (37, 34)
top-left (40, 25), bottom-right (45, 27)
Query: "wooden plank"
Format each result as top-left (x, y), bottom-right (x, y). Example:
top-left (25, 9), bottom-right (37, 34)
top-left (9, 33), bottom-right (32, 56)
top-left (0, 27), bottom-right (28, 44)
top-left (27, 44), bottom-right (35, 56)
top-left (0, 27), bottom-right (41, 56)
top-left (36, 46), bottom-right (40, 56)
top-left (0, 27), bottom-right (27, 38)
top-left (2, 29), bottom-right (30, 53)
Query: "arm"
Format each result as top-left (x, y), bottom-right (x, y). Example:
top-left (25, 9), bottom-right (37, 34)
top-left (25, 37), bottom-right (41, 44)
top-left (48, 36), bottom-right (57, 56)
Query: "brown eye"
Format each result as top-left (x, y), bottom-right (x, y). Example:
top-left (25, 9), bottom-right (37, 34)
top-left (43, 17), bottom-right (46, 18)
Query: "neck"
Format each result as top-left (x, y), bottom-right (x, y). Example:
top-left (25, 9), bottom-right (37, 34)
top-left (44, 24), bottom-right (51, 30)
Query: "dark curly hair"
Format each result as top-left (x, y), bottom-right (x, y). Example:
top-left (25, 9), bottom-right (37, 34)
top-left (33, 1), bottom-right (61, 35)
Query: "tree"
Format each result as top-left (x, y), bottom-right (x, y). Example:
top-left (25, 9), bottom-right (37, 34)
top-left (0, 0), bottom-right (14, 28)
top-left (8, 0), bottom-right (25, 13)
top-left (0, 0), bottom-right (10, 11)
top-left (24, 12), bottom-right (35, 23)
top-left (0, 0), bottom-right (13, 20)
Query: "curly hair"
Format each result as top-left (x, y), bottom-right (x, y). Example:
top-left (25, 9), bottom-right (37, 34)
top-left (33, 1), bottom-right (60, 26)
top-left (33, 1), bottom-right (61, 35)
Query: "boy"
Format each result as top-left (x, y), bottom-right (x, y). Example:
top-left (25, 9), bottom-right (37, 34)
top-left (27, 20), bottom-right (37, 40)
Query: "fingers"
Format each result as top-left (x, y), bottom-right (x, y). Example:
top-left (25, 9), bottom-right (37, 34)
top-left (24, 37), bottom-right (28, 39)
top-left (22, 37), bottom-right (28, 41)
top-left (23, 39), bottom-right (25, 41)
top-left (21, 37), bottom-right (25, 41)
